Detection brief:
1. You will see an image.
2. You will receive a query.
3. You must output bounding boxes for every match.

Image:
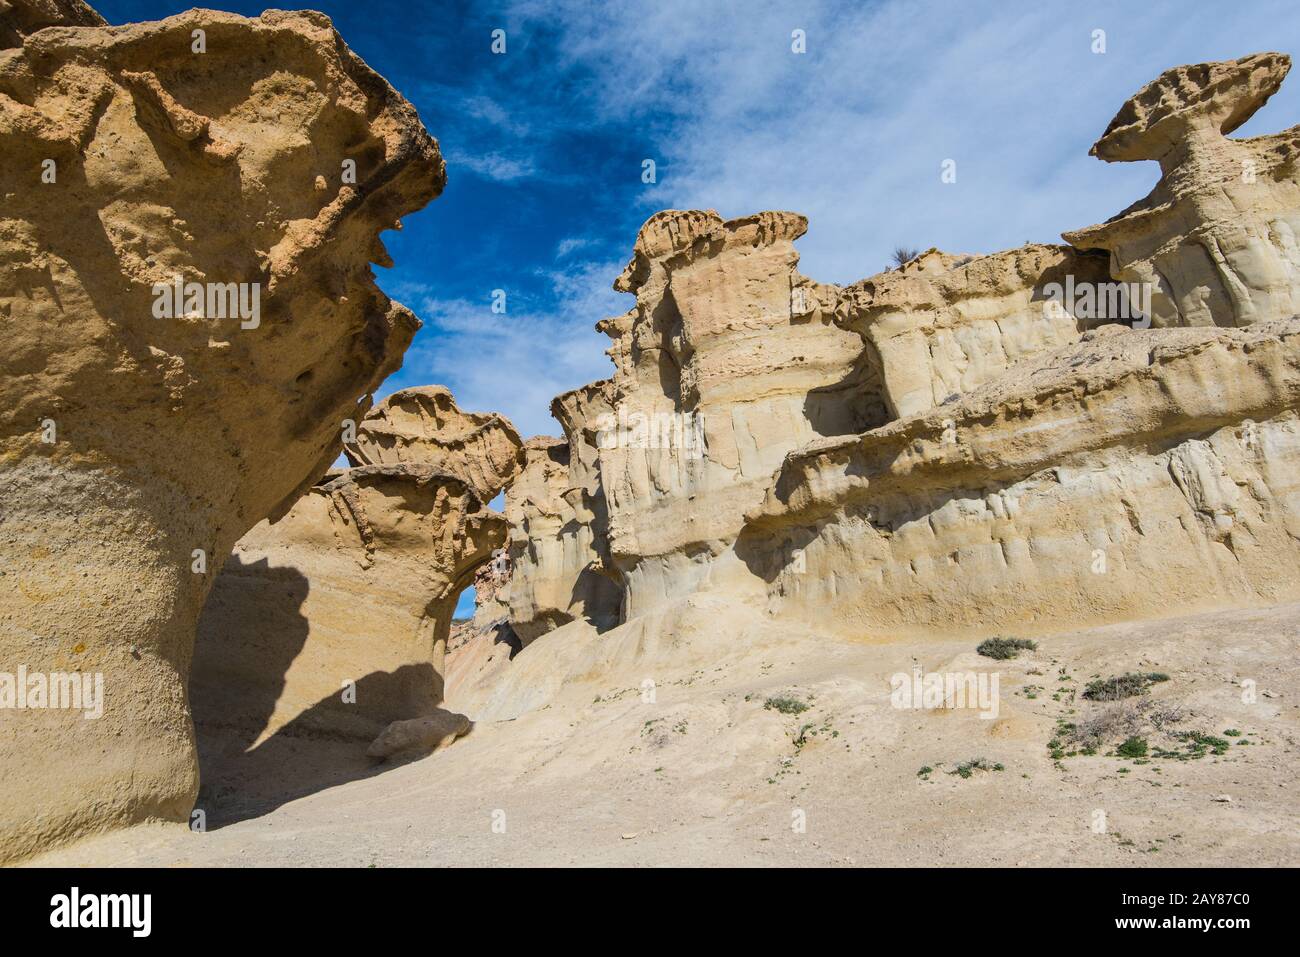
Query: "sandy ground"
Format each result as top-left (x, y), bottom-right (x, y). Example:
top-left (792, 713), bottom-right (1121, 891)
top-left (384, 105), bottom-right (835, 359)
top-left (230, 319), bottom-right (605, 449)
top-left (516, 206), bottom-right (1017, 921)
top-left (28, 601), bottom-right (1300, 867)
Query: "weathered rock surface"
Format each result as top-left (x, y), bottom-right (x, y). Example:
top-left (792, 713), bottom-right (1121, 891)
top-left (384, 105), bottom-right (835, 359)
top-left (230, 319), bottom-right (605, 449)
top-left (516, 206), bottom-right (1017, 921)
top-left (503, 416), bottom-right (620, 644)
top-left (192, 464), bottom-right (505, 746)
top-left (345, 385), bottom-right (524, 502)
top-left (480, 54), bottom-right (1300, 718)
top-left (0, 0), bottom-right (104, 48)
top-left (366, 709), bottom-right (473, 761)
top-left (0, 5), bottom-right (442, 862)
top-left (745, 320), bottom-right (1300, 638)
top-left (600, 210), bottom-right (880, 618)
top-left (831, 244), bottom-right (1113, 418)
top-left (1064, 53), bottom-right (1300, 327)
top-left (192, 390), bottom-right (521, 757)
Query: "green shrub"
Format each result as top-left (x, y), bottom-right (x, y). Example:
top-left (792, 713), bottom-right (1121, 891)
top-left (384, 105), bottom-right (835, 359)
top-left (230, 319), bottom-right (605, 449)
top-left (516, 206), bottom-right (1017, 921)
top-left (1082, 672), bottom-right (1169, 701)
top-left (1116, 736), bottom-right (1148, 758)
top-left (948, 758), bottom-right (1003, 779)
top-left (763, 696), bottom-right (809, 715)
top-left (976, 637), bottom-right (1038, 660)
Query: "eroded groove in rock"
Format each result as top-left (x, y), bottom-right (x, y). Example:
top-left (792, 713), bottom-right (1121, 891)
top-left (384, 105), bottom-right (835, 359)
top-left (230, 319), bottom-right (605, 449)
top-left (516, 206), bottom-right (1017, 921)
top-left (0, 6), bottom-right (443, 863)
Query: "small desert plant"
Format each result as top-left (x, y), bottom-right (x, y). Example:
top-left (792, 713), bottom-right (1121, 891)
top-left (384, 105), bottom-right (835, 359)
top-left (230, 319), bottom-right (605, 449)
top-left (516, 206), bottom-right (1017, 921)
top-left (1059, 698), bottom-right (1184, 754)
top-left (1153, 731), bottom-right (1231, 760)
top-left (1082, 672), bottom-right (1169, 701)
top-left (976, 636), bottom-right (1038, 660)
top-left (948, 758), bottom-right (1003, 779)
top-left (764, 696), bottom-right (809, 715)
top-left (891, 246), bottom-right (922, 269)
top-left (1116, 736), bottom-right (1149, 758)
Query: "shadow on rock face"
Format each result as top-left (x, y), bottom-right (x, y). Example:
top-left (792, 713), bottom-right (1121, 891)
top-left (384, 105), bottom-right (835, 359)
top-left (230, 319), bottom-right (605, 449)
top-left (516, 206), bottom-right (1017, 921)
top-left (191, 556), bottom-right (451, 828)
top-left (193, 666), bottom-right (456, 829)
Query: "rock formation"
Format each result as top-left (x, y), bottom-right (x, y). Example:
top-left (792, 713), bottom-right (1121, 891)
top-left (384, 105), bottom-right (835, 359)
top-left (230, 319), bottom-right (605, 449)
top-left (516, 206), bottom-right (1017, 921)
top-left (504, 423), bottom-right (620, 644)
top-left (0, 0), bottom-right (103, 46)
top-left (1064, 53), bottom-right (1300, 327)
top-left (830, 244), bottom-right (1113, 417)
top-left (745, 321), bottom-right (1300, 638)
top-left (344, 385), bottom-right (523, 502)
top-left (482, 52), bottom-right (1300, 704)
top-left (0, 5), bottom-right (442, 862)
top-left (503, 210), bottom-right (882, 637)
top-left (191, 388), bottom-right (523, 753)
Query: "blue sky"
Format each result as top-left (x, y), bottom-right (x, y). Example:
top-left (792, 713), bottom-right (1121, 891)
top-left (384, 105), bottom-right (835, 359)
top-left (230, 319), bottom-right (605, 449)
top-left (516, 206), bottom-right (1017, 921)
top-left (98, 0), bottom-right (1300, 614)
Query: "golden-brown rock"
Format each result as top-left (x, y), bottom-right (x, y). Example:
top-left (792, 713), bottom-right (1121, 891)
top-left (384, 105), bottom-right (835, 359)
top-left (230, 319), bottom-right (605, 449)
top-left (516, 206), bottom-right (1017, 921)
top-left (0, 0), bottom-right (104, 48)
top-left (345, 385), bottom-right (525, 502)
top-left (0, 6), bottom-right (442, 863)
top-left (192, 465), bottom-right (504, 747)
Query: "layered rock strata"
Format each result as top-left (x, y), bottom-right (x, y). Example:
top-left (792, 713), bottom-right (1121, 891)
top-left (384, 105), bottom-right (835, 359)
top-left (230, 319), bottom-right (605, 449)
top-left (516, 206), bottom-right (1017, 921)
top-left (745, 321), bottom-right (1300, 639)
top-left (498, 52), bottom-right (1300, 660)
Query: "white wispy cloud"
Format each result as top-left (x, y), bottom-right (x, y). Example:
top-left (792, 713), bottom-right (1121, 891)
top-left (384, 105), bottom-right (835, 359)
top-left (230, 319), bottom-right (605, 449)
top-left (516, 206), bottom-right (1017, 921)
top-left (387, 261), bottom-right (627, 439)
top-left (442, 149), bottom-right (539, 183)
top-left (555, 236), bottom-right (595, 259)
top-left (506, 0), bottom-right (1300, 281)
top-left (398, 0), bottom-right (1300, 437)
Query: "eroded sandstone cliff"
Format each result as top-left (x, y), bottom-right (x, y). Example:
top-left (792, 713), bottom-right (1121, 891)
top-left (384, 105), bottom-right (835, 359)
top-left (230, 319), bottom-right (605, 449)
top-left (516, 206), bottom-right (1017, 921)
top-left (0, 5), bottom-right (442, 862)
top-left (484, 52), bottom-right (1300, 703)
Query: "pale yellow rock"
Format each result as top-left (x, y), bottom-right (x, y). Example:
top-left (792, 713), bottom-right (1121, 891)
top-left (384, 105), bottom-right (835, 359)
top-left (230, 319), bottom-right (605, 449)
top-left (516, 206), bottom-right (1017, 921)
top-left (503, 429), bottom-right (620, 644)
top-left (1065, 53), bottom-right (1300, 327)
top-left (192, 464), bottom-right (507, 746)
top-left (488, 55), bottom-right (1300, 718)
top-left (192, 388), bottom-right (521, 757)
top-left (0, 5), bottom-right (442, 863)
top-left (599, 210), bottom-right (879, 618)
top-left (745, 321), bottom-right (1300, 639)
top-left (835, 245), bottom-right (1113, 417)
top-left (346, 385), bottom-right (525, 502)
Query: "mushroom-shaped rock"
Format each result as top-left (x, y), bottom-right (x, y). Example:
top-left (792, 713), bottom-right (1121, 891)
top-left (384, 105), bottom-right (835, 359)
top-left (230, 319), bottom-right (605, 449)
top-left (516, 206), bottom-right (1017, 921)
top-left (1065, 53), bottom-right (1300, 327)
top-left (0, 6), bottom-right (443, 863)
top-left (192, 466), bottom-right (506, 748)
top-left (1089, 53), bottom-right (1290, 163)
top-left (192, 388), bottom-right (521, 763)
top-left (346, 386), bottom-right (526, 501)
